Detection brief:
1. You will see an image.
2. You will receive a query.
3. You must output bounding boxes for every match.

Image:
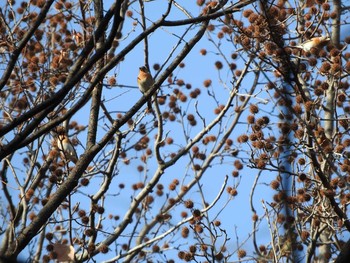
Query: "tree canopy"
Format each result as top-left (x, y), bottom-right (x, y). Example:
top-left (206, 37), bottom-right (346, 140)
top-left (1, 0), bottom-right (350, 262)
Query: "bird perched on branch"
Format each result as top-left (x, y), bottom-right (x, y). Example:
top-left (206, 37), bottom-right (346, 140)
top-left (55, 133), bottom-right (78, 164)
top-left (137, 66), bottom-right (155, 112)
top-left (294, 36), bottom-right (330, 51)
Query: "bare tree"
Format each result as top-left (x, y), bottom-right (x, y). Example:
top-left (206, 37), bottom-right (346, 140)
top-left (0, 0), bottom-right (350, 262)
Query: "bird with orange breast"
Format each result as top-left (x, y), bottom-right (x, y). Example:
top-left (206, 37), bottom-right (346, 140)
top-left (137, 66), bottom-right (155, 112)
top-left (55, 132), bottom-right (78, 164)
top-left (294, 36), bottom-right (330, 51)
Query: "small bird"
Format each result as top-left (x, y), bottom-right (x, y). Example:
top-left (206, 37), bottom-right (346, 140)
top-left (294, 36), bottom-right (330, 51)
top-left (137, 66), bottom-right (155, 111)
top-left (56, 134), bottom-right (78, 164)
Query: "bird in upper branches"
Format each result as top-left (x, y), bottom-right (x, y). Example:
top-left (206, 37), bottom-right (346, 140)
top-left (294, 36), bottom-right (330, 51)
top-left (55, 132), bottom-right (78, 164)
top-left (137, 66), bottom-right (155, 112)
